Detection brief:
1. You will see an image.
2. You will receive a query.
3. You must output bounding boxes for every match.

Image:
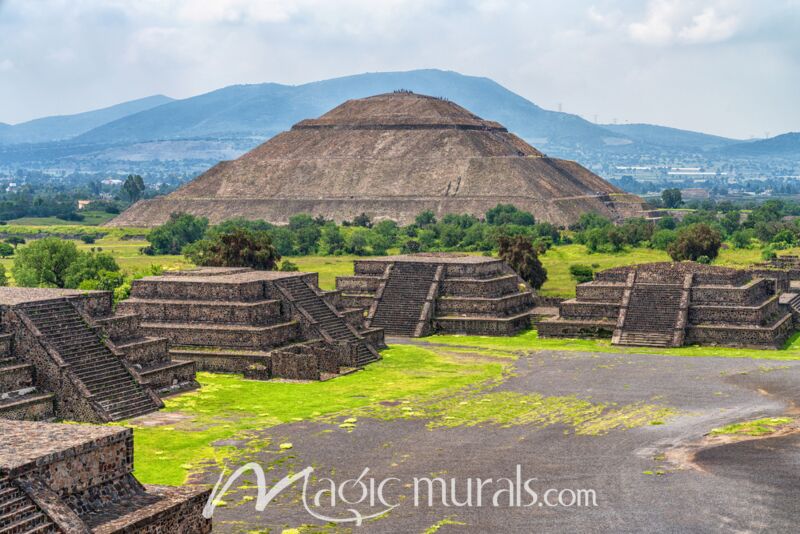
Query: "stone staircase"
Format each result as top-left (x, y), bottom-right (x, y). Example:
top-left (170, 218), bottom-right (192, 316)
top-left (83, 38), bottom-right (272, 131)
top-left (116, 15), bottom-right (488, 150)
top-left (370, 262), bottom-right (439, 336)
top-left (0, 476), bottom-right (57, 534)
top-left (615, 282), bottom-right (684, 348)
top-left (278, 277), bottom-right (378, 367)
top-left (20, 300), bottom-right (159, 421)
top-left (0, 332), bottom-right (54, 422)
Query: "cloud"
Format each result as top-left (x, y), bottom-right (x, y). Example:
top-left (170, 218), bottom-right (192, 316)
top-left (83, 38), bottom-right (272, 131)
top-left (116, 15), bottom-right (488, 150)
top-left (628, 0), bottom-right (741, 45)
top-left (0, 59), bottom-right (13, 72)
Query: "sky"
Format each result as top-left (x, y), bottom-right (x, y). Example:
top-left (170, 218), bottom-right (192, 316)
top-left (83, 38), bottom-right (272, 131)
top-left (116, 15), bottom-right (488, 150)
top-left (0, 0), bottom-right (798, 139)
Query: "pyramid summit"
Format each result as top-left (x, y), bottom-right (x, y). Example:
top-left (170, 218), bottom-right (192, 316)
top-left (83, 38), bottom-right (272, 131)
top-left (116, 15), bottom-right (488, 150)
top-left (109, 91), bottom-right (647, 227)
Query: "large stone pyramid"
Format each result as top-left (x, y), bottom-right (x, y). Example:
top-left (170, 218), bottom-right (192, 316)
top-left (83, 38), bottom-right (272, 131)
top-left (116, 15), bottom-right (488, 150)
top-left (109, 92), bottom-right (647, 227)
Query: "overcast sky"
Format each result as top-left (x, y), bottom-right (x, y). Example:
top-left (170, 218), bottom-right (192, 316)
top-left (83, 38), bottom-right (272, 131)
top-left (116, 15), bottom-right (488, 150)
top-left (0, 0), bottom-right (798, 139)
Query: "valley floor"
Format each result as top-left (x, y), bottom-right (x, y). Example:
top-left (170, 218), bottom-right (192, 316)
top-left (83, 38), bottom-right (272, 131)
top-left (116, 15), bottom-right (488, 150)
top-left (125, 332), bottom-right (800, 533)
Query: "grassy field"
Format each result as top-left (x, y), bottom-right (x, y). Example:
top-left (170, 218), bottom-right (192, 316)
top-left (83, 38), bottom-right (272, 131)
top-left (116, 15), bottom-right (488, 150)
top-left (7, 210), bottom-right (117, 226)
top-left (426, 329), bottom-right (800, 361)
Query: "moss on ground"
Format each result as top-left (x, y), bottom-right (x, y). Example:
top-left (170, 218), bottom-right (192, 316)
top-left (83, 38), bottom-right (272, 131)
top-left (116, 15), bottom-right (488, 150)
top-left (128, 345), bottom-right (505, 485)
top-left (709, 417), bottom-right (793, 436)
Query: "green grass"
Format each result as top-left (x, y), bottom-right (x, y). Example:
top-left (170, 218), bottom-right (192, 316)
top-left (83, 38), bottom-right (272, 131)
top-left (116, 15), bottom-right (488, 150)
top-left (425, 329), bottom-right (800, 361)
top-left (709, 417), bottom-right (792, 436)
top-left (7, 210), bottom-right (117, 226)
top-left (284, 255), bottom-right (357, 290)
top-left (129, 345), bottom-right (506, 485)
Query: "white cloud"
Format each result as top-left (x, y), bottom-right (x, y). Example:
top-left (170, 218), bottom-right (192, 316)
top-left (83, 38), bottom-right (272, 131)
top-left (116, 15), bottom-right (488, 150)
top-left (0, 59), bottom-right (13, 72)
top-left (628, 0), bottom-right (741, 45)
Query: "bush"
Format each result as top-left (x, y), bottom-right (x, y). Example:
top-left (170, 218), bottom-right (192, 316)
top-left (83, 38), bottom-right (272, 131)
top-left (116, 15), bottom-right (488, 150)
top-left (667, 223), bottom-right (722, 262)
top-left (402, 239), bottom-right (421, 254)
top-left (651, 229), bottom-right (677, 251)
top-left (0, 243), bottom-right (13, 258)
top-left (279, 259), bottom-right (299, 272)
top-left (486, 204), bottom-right (535, 226)
top-left (80, 234), bottom-right (96, 244)
top-left (146, 212), bottom-right (208, 255)
top-left (569, 264), bottom-right (594, 283)
top-left (0, 265), bottom-right (7, 286)
top-left (498, 235), bottom-right (547, 290)
top-left (63, 251), bottom-right (120, 289)
top-left (184, 228), bottom-right (280, 270)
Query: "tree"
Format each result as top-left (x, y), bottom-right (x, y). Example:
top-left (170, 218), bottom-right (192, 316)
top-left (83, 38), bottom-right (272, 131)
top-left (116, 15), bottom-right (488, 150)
top-left (661, 188), bottom-right (683, 209)
top-left (667, 223), bottom-right (722, 262)
top-left (415, 210), bottom-right (437, 228)
top-left (345, 228), bottom-right (371, 255)
top-left (0, 243), bottom-right (13, 258)
top-left (145, 213), bottom-right (208, 255)
top-left (730, 229), bottom-right (752, 249)
top-left (184, 228), bottom-right (280, 270)
top-left (279, 259), bottom-right (299, 272)
top-left (12, 238), bottom-right (80, 287)
top-left (486, 204), bottom-right (535, 226)
top-left (319, 223), bottom-right (346, 255)
top-left (651, 229), bottom-right (677, 251)
top-left (5, 236), bottom-right (25, 249)
top-left (122, 174), bottom-right (146, 203)
top-left (352, 213), bottom-right (373, 228)
top-left (497, 235), bottom-right (547, 290)
top-left (63, 251), bottom-right (120, 289)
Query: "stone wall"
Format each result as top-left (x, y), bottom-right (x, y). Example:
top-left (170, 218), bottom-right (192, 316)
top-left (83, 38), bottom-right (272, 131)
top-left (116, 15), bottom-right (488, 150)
top-left (575, 283), bottom-right (625, 302)
top-left (440, 275), bottom-right (520, 298)
top-left (436, 292), bottom-right (534, 316)
top-left (559, 300), bottom-right (620, 320)
top-left (689, 295), bottom-right (780, 326)
top-left (685, 314), bottom-right (793, 348)
top-left (434, 314), bottom-right (531, 336)
top-left (691, 279), bottom-right (772, 306)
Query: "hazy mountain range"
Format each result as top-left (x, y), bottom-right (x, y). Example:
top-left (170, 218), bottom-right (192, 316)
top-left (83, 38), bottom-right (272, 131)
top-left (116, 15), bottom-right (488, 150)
top-left (0, 69), bottom-right (796, 170)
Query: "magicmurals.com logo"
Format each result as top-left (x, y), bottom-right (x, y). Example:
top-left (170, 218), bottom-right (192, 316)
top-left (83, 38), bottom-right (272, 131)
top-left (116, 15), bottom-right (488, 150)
top-left (202, 463), bottom-right (598, 526)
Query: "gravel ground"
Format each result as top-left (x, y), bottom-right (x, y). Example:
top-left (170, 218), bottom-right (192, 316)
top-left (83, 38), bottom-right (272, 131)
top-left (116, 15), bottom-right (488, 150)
top-left (201, 346), bottom-right (800, 533)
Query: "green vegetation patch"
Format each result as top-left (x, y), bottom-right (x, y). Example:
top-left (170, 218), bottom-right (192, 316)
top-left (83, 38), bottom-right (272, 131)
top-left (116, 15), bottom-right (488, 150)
top-left (340, 390), bottom-right (676, 435)
top-left (427, 329), bottom-right (800, 361)
top-left (709, 417), bottom-right (793, 437)
top-left (129, 345), bottom-right (505, 485)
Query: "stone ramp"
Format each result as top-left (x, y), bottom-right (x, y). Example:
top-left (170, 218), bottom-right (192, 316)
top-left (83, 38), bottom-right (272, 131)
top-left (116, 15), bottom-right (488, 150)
top-left (0, 476), bottom-right (57, 534)
top-left (277, 277), bottom-right (378, 366)
top-left (370, 262), bottom-right (439, 336)
top-left (20, 300), bottom-right (160, 422)
top-left (614, 280), bottom-right (685, 348)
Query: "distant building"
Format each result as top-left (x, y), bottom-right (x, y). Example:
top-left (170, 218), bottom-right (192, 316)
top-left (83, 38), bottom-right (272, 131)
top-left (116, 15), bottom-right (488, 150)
top-left (77, 199), bottom-right (92, 210)
top-left (102, 178), bottom-right (123, 185)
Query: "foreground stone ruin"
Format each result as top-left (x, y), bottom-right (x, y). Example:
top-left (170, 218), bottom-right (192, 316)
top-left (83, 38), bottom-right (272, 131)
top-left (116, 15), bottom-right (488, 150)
top-left (336, 254), bottom-right (535, 337)
top-left (0, 287), bottom-right (196, 423)
top-left (0, 420), bottom-right (210, 533)
top-left (118, 267), bottom-right (384, 381)
top-left (539, 262), bottom-right (795, 348)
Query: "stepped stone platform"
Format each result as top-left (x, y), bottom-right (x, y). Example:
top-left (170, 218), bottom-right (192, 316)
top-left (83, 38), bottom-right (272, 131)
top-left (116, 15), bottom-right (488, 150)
top-left (539, 262), bottom-right (795, 349)
top-left (335, 253), bottom-right (535, 337)
top-left (0, 419), bottom-right (210, 533)
top-left (0, 287), bottom-right (197, 424)
top-left (118, 267), bottom-right (384, 381)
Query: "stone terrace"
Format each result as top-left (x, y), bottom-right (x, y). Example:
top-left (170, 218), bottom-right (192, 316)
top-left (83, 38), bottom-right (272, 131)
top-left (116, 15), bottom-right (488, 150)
top-left (0, 287), bottom-right (193, 423)
top-left (538, 261), bottom-right (795, 349)
top-left (118, 267), bottom-right (384, 381)
top-left (336, 253), bottom-right (535, 337)
top-left (0, 419), bottom-right (210, 533)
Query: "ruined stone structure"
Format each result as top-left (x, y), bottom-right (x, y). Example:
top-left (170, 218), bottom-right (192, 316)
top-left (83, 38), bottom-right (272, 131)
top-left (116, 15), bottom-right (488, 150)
top-left (109, 92), bottom-right (648, 228)
top-left (117, 267), bottom-right (384, 381)
top-left (538, 262), bottom-right (794, 349)
top-left (0, 287), bottom-right (197, 423)
top-left (0, 420), bottom-right (210, 533)
top-left (336, 254), bottom-right (535, 337)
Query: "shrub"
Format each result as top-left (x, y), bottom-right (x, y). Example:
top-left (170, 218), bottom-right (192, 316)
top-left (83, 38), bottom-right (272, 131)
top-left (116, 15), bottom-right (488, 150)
top-left (80, 234), bottom-right (96, 244)
top-left (0, 243), bottom-right (13, 258)
top-left (279, 259), bottom-right (299, 272)
top-left (13, 238), bottom-right (80, 287)
top-left (569, 264), bottom-right (594, 283)
top-left (667, 223), bottom-right (722, 262)
top-left (184, 228), bottom-right (280, 270)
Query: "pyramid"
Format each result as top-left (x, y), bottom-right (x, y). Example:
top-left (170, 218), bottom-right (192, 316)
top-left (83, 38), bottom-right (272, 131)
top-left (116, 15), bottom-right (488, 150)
top-left (109, 92), bottom-right (647, 227)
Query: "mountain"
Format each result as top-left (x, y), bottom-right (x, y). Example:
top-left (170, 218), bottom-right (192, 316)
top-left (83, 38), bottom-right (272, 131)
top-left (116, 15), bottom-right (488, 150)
top-left (0, 94), bottom-right (174, 145)
top-left (601, 123), bottom-right (738, 150)
top-left (721, 132), bottom-right (800, 158)
top-left (74, 70), bottom-right (628, 150)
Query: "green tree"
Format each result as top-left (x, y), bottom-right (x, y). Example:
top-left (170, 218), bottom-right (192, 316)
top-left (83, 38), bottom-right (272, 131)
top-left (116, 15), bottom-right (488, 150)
top-left (415, 210), bottom-right (437, 228)
top-left (497, 235), bottom-right (547, 290)
top-left (651, 229), bottom-right (677, 250)
top-left (146, 213), bottom-right (209, 255)
top-left (184, 228), bottom-right (280, 270)
top-left (5, 236), bottom-right (25, 249)
top-left (345, 228), bottom-right (371, 255)
top-left (63, 251), bottom-right (120, 289)
top-left (661, 188), bottom-right (683, 209)
top-left (0, 243), bottom-right (13, 258)
top-left (279, 259), bottom-right (299, 272)
top-left (486, 204), bottom-right (536, 226)
top-left (13, 238), bottom-right (80, 287)
top-left (730, 229), bottom-right (752, 249)
top-left (319, 224), bottom-right (345, 255)
top-left (667, 223), bottom-right (722, 262)
top-left (122, 174), bottom-right (146, 203)
top-left (352, 213), bottom-right (373, 228)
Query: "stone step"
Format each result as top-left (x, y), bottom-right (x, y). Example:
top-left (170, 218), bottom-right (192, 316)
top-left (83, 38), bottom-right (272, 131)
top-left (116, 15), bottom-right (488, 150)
top-left (140, 320), bottom-right (300, 349)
